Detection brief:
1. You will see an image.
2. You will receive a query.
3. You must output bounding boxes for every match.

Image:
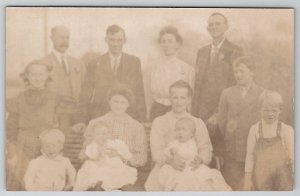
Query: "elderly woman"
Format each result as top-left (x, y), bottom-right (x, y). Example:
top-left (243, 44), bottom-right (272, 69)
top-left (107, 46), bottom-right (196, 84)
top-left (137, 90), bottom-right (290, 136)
top-left (82, 83), bottom-right (148, 190)
top-left (149, 26), bottom-right (195, 122)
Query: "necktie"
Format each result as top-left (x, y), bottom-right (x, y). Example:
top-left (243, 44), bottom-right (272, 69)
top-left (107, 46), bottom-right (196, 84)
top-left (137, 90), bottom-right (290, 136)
top-left (113, 57), bottom-right (119, 75)
top-left (61, 56), bottom-right (69, 75)
top-left (210, 46), bottom-right (219, 65)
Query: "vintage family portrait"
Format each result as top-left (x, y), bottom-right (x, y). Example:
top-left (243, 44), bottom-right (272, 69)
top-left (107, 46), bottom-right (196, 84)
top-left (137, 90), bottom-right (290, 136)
top-left (5, 7), bottom-right (294, 191)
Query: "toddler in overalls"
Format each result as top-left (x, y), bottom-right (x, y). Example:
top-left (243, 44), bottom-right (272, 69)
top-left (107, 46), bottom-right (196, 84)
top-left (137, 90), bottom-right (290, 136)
top-left (244, 90), bottom-right (294, 190)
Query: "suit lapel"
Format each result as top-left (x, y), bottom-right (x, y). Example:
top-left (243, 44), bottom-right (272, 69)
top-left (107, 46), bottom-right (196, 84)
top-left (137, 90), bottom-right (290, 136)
top-left (118, 53), bottom-right (129, 81)
top-left (66, 55), bottom-right (78, 99)
top-left (196, 46), bottom-right (211, 85)
top-left (235, 84), bottom-right (261, 115)
top-left (102, 53), bottom-right (115, 76)
top-left (48, 52), bottom-right (61, 69)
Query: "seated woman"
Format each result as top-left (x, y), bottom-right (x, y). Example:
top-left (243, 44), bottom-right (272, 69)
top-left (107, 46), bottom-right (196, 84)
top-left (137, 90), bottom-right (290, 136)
top-left (145, 80), bottom-right (213, 191)
top-left (149, 25), bottom-right (195, 122)
top-left (82, 83), bottom-right (148, 191)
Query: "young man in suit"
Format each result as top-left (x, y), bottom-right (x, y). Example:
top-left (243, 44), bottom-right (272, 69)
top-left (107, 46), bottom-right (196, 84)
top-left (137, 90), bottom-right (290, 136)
top-left (79, 24), bottom-right (147, 123)
top-left (217, 56), bottom-right (264, 190)
top-left (191, 13), bottom-right (243, 164)
top-left (39, 26), bottom-right (86, 170)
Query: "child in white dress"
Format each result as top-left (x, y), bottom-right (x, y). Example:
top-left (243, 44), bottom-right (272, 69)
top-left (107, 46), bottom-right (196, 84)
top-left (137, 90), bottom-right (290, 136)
top-left (24, 129), bottom-right (76, 191)
top-left (74, 121), bottom-right (137, 191)
top-left (157, 117), bottom-right (231, 191)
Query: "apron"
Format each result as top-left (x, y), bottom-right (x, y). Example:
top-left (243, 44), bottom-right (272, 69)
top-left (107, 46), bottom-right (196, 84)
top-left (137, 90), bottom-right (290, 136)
top-left (253, 121), bottom-right (293, 190)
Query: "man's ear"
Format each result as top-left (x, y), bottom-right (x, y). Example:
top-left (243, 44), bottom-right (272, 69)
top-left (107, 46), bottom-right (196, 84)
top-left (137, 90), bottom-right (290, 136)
top-left (105, 36), bottom-right (108, 43)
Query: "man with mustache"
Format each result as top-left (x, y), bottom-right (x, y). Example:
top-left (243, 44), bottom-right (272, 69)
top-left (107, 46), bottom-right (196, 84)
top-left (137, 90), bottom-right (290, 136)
top-left (39, 25), bottom-right (85, 170)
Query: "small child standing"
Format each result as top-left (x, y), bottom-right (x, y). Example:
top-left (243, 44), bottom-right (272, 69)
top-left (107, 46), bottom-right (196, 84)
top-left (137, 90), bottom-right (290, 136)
top-left (244, 90), bottom-right (294, 191)
top-left (74, 121), bottom-right (137, 191)
top-left (157, 117), bottom-right (231, 191)
top-left (6, 61), bottom-right (58, 190)
top-left (24, 129), bottom-right (76, 191)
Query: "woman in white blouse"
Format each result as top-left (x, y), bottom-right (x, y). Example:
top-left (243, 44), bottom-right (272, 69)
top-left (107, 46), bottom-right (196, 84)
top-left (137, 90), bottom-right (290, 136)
top-left (149, 26), bottom-right (195, 122)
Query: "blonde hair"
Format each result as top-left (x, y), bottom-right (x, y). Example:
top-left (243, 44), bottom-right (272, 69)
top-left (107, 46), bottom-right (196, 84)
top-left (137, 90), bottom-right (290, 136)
top-left (39, 129), bottom-right (65, 145)
top-left (259, 90), bottom-right (283, 108)
top-left (176, 117), bottom-right (196, 135)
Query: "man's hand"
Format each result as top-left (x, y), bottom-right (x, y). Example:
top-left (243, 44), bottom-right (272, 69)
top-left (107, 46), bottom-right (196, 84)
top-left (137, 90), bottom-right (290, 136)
top-left (206, 113), bottom-right (218, 136)
top-left (190, 154), bottom-right (203, 171)
top-left (71, 123), bottom-right (86, 134)
top-left (166, 155), bottom-right (185, 171)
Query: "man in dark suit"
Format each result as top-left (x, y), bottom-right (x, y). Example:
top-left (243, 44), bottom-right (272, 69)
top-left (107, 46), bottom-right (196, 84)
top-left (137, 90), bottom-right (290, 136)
top-left (79, 24), bottom-right (147, 123)
top-left (191, 13), bottom-right (243, 166)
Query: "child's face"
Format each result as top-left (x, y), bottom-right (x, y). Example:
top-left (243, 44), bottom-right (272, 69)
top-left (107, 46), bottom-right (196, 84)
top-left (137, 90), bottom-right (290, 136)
top-left (109, 94), bottom-right (129, 115)
top-left (261, 104), bottom-right (281, 124)
top-left (175, 121), bottom-right (194, 142)
top-left (233, 63), bottom-right (253, 87)
top-left (26, 64), bottom-right (49, 90)
top-left (41, 140), bottom-right (63, 159)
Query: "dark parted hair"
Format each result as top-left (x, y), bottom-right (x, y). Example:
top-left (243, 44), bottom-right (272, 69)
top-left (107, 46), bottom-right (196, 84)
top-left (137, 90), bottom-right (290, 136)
top-left (210, 12), bottom-right (228, 24)
top-left (169, 80), bottom-right (193, 98)
top-left (158, 25), bottom-right (183, 45)
top-left (106, 24), bottom-right (126, 38)
top-left (106, 83), bottom-right (136, 107)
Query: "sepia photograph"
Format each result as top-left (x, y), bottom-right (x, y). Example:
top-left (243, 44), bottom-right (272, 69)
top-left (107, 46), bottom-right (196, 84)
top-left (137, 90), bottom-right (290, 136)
top-left (5, 7), bottom-right (294, 191)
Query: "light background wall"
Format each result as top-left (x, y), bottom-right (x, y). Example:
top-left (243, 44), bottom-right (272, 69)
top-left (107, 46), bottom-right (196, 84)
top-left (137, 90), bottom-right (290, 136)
top-left (6, 7), bottom-right (294, 124)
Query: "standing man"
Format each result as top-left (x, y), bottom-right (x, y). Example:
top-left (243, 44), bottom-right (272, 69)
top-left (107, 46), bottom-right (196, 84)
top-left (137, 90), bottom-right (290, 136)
top-left (40, 25), bottom-right (85, 169)
top-left (79, 24), bottom-right (147, 123)
top-left (192, 13), bottom-right (243, 162)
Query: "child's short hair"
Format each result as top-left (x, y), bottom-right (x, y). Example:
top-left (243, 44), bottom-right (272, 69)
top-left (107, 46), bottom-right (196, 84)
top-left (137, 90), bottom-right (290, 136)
top-left (39, 129), bottom-right (65, 145)
top-left (169, 80), bottom-right (193, 97)
top-left (176, 117), bottom-right (196, 135)
top-left (259, 90), bottom-right (283, 108)
top-left (233, 56), bottom-right (256, 72)
top-left (20, 60), bottom-right (52, 85)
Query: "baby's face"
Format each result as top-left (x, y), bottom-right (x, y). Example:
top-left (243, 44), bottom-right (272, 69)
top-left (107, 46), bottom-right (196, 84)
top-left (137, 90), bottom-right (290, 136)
top-left (261, 104), bottom-right (280, 124)
top-left (93, 126), bottom-right (111, 144)
top-left (175, 122), bottom-right (194, 142)
top-left (41, 140), bottom-right (63, 159)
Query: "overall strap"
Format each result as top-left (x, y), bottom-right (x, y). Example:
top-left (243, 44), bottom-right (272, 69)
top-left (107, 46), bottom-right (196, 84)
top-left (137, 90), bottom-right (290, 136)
top-left (258, 121), bottom-right (263, 139)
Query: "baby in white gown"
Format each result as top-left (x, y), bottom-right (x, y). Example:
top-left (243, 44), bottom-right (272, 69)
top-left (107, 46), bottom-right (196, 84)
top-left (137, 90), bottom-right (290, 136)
top-left (73, 121), bottom-right (137, 191)
top-left (158, 117), bottom-right (231, 191)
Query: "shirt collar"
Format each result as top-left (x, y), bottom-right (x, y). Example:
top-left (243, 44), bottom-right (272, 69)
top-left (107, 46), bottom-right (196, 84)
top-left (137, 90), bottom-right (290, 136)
top-left (262, 119), bottom-right (279, 129)
top-left (41, 150), bottom-right (64, 161)
top-left (52, 50), bottom-right (68, 62)
top-left (211, 37), bottom-right (226, 49)
top-left (109, 52), bottom-right (122, 61)
top-left (238, 81), bottom-right (254, 91)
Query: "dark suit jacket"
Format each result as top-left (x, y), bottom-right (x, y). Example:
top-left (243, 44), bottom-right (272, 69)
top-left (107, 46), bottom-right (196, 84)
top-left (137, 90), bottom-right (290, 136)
top-left (192, 39), bottom-right (243, 121)
top-left (80, 52), bottom-right (147, 122)
top-left (217, 83), bottom-right (264, 162)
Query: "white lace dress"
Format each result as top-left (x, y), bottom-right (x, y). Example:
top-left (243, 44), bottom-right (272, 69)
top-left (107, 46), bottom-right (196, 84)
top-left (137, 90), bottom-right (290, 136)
top-left (158, 139), bottom-right (231, 191)
top-left (74, 139), bottom-right (137, 191)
